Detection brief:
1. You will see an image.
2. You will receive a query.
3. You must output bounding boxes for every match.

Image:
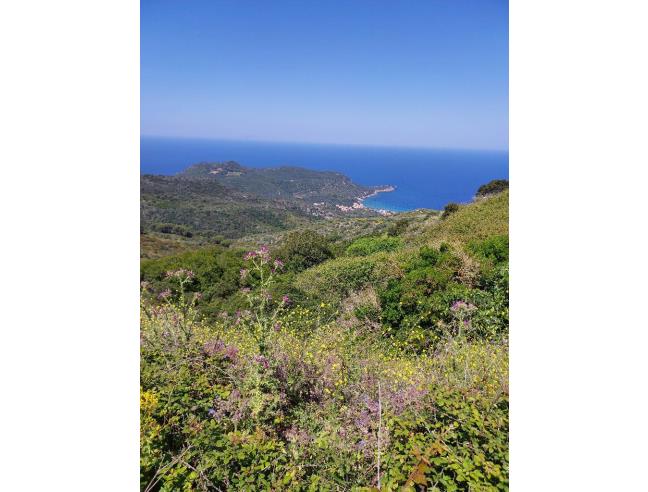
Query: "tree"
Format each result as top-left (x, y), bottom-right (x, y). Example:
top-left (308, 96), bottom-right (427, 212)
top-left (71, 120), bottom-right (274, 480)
top-left (275, 230), bottom-right (334, 272)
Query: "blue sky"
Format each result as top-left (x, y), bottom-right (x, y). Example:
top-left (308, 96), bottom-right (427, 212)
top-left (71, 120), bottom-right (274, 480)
top-left (141, 0), bottom-right (508, 150)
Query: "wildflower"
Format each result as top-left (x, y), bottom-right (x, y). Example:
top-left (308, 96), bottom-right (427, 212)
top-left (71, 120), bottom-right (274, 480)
top-left (158, 289), bottom-right (172, 300)
top-left (240, 268), bottom-right (248, 279)
top-left (241, 287), bottom-right (251, 294)
top-left (254, 354), bottom-right (270, 369)
top-left (203, 339), bottom-right (225, 356)
top-left (165, 268), bottom-right (194, 280)
top-left (273, 259), bottom-right (284, 270)
top-left (450, 300), bottom-right (467, 311)
top-left (223, 345), bottom-right (239, 361)
top-left (243, 251), bottom-right (256, 260)
top-left (274, 322), bottom-right (282, 332)
top-left (282, 295), bottom-right (291, 305)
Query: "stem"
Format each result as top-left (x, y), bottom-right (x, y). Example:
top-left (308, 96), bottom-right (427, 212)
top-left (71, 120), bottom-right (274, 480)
top-left (377, 381), bottom-right (382, 490)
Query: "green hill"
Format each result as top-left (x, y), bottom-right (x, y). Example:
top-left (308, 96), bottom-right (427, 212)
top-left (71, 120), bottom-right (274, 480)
top-left (140, 182), bottom-right (509, 490)
top-left (141, 162), bottom-right (392, 257)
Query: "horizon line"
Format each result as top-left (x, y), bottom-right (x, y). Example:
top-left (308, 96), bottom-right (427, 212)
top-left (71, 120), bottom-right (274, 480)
top-left (141, 133), bottom-right (509, 154)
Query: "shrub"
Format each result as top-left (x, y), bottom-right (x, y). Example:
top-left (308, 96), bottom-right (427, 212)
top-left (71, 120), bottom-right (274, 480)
top-left (346, 236), bottom-right (402, 256)
top-left (469, 235), bottom-right (509, 265)
top-left (151, 222), bottom-right (194, 237)
top-left (476, 179), bottom-right (509, 197)
top-left (442, 202), bottom-right (460, 219)
top-left (274, 230), bottom-right (334, 272)
top-left (387, 218), bottom-right (410, 237)
top-left (141, 283), bottom-right (509, 490)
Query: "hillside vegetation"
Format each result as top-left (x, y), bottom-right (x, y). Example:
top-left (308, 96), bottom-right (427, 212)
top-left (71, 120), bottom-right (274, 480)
top-left (141, 162), bottom-right (390, 258)
top-left (140, 182), bottom-right (509, 491)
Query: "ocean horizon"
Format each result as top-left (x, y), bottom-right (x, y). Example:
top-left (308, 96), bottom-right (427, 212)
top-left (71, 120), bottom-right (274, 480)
top-left (141, 136), bottom-right (509, 211)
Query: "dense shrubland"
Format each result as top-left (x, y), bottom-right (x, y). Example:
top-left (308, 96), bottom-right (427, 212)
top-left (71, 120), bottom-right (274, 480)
top-left (141, 190), bottom-right (509, 491)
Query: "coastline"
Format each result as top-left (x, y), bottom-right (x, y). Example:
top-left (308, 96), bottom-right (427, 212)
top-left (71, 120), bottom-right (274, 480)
top-left (335, 185), bottom-right (397, 215)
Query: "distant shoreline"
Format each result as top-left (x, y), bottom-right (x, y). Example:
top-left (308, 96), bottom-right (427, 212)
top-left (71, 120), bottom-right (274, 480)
top-left (336, 185), bottom-right (397, 215)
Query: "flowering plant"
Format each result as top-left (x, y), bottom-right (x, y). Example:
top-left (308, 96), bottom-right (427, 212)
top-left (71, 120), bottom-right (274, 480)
top-left (239, 246), bottom-right (287, 352)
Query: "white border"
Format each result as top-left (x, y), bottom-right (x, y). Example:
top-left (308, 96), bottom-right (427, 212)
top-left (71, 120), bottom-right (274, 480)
top-left (1, 0), bottom-right (647, 489)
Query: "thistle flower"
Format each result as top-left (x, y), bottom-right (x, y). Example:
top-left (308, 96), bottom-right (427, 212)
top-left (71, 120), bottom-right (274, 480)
top-left (451, 300), bottom-right (467, 311)
top-left (240, 268), bottom-right (248, 279)
top-left (282, 295), bottom-right (291, 305)
top-left (158, 289), bottom-right (172, 300)
top-left (223, 345), bottom-right (239, 361)
top-left (254, 354), bottom-right (270, 369)
top-left (165, 268), bottom-right (195, 280)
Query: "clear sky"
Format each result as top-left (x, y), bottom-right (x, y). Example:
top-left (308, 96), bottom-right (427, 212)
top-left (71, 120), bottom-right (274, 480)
top-left (141, 0), bottom-right (508, 150)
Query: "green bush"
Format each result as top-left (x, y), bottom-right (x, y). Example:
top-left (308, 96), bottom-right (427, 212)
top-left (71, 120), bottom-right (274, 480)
top-left (469, 235), bottom-right (509, 265)
top-left (274, 230), bottom-right (334, 272)
top-left (442, 203), bottom-right (460, 219)
top-left (386, 218), bottom-right (410, 237)
top-left (379, 243), bottom-right (508, 349)
top-left (476, 179), bottom-right (509, 197)
top-left (346, 235), bottom-right (402, 256)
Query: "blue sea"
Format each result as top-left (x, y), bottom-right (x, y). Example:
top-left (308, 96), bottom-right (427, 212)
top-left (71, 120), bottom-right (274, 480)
top-left (141, 136), bottom-right (508, 211)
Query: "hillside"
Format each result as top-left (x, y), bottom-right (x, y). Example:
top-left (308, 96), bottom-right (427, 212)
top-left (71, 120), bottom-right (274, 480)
top-left (180, 161), bottom-right (387, 203)
top-left (141, 162), bottom-right (392, 257)
top-left (140, 184), bottom-right (509, 490)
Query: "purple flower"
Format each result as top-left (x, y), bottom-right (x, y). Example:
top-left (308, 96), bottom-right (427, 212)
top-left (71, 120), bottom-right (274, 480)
top-left (203, 339), bottom-right (225, 356)
top-left (273, 322), bottom-right (282, 332)
top-left (240, 268), bottom-right (248, 279)
top-left (282, 295), bottom-right (291, 305)
top-left (223, 345), bottom-right (239, 361)
top-left (241, 287), bottom-right (251, 294)
top-left (254, 354), bottom-right (270, 369)
top-left (273, 259), bottom-right (284, 270)
top-left (451, 300), bottom-right (467, 311)
top-left (158, 289), bottom-right (172, 300)
top-left (207, 408), bottom-right (216, 418)
top-left (243, 251), bottom-right (256, 260)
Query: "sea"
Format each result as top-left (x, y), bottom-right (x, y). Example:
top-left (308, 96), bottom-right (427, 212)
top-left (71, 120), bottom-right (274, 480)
top-left (141, 136), bottom-right (509, 212)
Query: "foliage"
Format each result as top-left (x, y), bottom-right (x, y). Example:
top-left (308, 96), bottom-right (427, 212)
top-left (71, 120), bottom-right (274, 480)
top-left (442, 203), bottom-right (460, 220)
top-left (346, 236), bottom-right (403, 257)
top-left (424, 191), bottom-right (509, 244)
top-left (476, 179), bottom-right (509, 197)
top-left (386, 218), bottom-right (410, 237)
top-left (141, 246), bottom-right (246, 316)
top-left (141, 163), bottom-right (387, 255)
top-left (469, 235), bottom-right (509, 265)
top-left (274, 230), bottom-right (335, 272)
top-left (140, 189), bottom-right (509, 490)
top-left (141, 263), bottom-right (508, 490)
